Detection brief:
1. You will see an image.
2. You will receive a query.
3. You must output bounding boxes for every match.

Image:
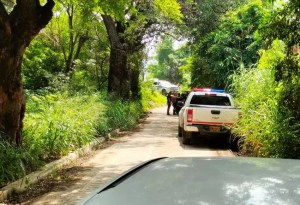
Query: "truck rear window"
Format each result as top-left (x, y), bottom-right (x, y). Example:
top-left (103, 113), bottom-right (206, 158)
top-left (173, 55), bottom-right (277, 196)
top-left (190, 95), bottom-right (231, 106)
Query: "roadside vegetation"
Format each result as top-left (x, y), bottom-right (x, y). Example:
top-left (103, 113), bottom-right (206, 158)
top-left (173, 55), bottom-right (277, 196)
top-left (0, 85), bottom-right (165, 188)
top-left (231, 40), bottom-right (288, 157)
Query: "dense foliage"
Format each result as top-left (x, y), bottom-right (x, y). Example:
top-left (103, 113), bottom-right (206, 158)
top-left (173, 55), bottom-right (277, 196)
top-left (147, 36), bottom-right (191, 87)
top-left (191, 0), bottom-right (268, 88)
top-left (228, 0), bottom-right (300, 158)
top-left (231, 40), bottom-right (286, 157)
top-left (0, 84), bottom-right (165, 187)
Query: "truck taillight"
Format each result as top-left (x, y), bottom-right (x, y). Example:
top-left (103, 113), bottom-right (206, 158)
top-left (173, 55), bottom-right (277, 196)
top-left (187, 109), bottom-right (193, 123)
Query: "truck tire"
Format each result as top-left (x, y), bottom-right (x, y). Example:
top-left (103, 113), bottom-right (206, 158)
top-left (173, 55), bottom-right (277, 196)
top-left (162, 89), bottom-right (167, 96)
top-left (178, 125), bottom-right (182, 137)
top-left (228, 135), bottom-right (243, 152)
top-left (182, 130), bottom-right (192, 145)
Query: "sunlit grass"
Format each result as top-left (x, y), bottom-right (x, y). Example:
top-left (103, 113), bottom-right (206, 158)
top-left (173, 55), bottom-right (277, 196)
top-left (230, 40), bottom-right (300, 158)
top-left (23, 92), bottom-right (105, 159)
top-left (140, 81), bottom-right (166, 112)
top-left (0, 84), bottom-right (164, 187)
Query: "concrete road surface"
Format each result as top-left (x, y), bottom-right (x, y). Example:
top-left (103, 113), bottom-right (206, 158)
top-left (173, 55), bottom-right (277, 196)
top-left (28, 106), bottom-right (234, 205)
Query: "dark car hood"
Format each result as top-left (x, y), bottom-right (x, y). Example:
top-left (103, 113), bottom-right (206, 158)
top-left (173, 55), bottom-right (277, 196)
top-left (78, 157), bottom-right (300, 205)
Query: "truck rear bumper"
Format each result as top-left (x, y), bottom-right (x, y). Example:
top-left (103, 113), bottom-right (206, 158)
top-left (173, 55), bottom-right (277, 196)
top-left (184, 124), bottom-right (230, 136)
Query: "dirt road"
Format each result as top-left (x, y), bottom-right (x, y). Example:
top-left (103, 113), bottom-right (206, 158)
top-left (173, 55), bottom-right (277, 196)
top-left (27, 106), bottom-right (234, 205)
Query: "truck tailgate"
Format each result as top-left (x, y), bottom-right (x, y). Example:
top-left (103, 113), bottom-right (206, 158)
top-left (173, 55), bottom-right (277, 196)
top-left (190, 106), bottom-right (240, 125)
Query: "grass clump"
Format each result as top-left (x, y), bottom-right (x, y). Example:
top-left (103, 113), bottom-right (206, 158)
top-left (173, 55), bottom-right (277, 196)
top-left (0, 140), bottom-right (38, 187)
top-left (104, 100), bottom-right (143, 131)
top-left (140, 81), bottom-right (166, 112)
top-left (23, 92), bottom-right (105, 160)
top-left (230, 40), bottom-right (300, 158)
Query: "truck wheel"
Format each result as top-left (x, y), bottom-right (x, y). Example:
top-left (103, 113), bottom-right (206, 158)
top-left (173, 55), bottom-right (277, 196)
top-left (182, 130), bottom-right (192, 145)
top-left (228, 135), bottom-right (242, 152)
top-left (178, 125), bottom-right (182, 137)
top-left (162, 89), bottom-right (167, 96)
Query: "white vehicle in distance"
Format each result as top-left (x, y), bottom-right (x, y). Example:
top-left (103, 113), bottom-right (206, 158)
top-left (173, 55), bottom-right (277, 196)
top-left (153, 80), bottom-right (179, 95)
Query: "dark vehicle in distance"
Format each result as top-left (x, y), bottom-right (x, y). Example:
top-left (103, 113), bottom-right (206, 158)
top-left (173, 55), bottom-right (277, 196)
top-left (173, 91), bottom-right (190, 115)
top-left (77, 157), bottom-right (300, 205)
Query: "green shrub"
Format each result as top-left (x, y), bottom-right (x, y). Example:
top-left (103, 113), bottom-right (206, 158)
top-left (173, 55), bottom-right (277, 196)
top-left (274, 77), bottom-right (300, 158)
top-left (103, 100), bottom-right (143, 131)
top-left (23, 38), bottom-right (64, 90)
top-left (140, 81), bottom-right (166, 112)
top-left (0, 85), bottom-right (164, 186)
top-left (230, 40), bottom-right (289, 157)
top-left (231, 66), bottom-right (278, 156)
top-left (23, 92), bottom-right (105, 159)
top-left (0, 141), bottom-right (39, 188)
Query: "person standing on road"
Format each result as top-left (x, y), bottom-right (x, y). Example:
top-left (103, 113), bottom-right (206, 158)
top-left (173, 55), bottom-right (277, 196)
top-left (171, 92), bottom-right (178, 115)
top-left (167, 92), bottom-right (172, 115)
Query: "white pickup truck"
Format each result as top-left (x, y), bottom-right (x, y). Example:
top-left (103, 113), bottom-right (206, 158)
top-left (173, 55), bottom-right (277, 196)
top-left (178, 88), bottom-right (241, 144)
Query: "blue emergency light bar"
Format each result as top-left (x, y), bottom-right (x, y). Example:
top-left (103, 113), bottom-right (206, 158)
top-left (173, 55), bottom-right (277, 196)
top-left (192, 88), bottom-right (225, 93)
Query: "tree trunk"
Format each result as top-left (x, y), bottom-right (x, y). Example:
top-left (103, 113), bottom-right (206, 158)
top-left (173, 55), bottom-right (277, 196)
top-left (130, 68), bottom-right (140, 99)
top-left (66, 4), bottom-right (75, 73)
top-left (0, 46), bottom-right (25, 145)
top-left (0, 0), bottom-right (54, 145)
top-left (108, 47), bottom-right (130, 99)
top-left (102, 15), bottom-right (130, 99)
top-left (129, 53), bottom-right (143, 99)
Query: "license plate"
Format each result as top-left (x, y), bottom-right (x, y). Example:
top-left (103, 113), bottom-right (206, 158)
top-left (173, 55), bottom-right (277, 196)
top-left (209, 126), bottom-right (220, 132)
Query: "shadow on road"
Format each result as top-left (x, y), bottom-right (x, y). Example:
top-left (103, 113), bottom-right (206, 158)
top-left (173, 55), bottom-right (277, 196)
top-left (178, 134), bottom-right (230, 151)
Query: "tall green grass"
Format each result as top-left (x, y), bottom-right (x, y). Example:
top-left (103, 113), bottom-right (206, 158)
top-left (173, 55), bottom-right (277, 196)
top-left (231, 66), bottom-right (279, 156)
top-left (0, 83), bottom-right (164, 187)
top-left (230, 40), bottom-right (296, 158)
top-left (104, 100), bottom-right (143, 130)
top-left (140, 81), bottom-right (166, 112)
top-left (0, 140), bottom-right (36, 187)
top-left (23, 93), bottom-right (105, 159)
